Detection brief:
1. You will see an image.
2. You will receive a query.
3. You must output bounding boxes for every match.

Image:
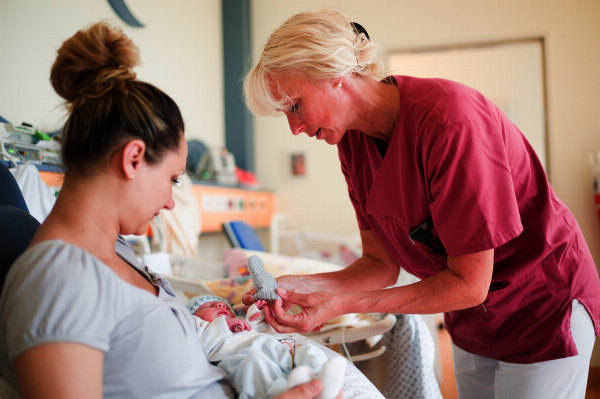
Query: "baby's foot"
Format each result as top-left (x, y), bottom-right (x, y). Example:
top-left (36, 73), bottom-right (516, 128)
top-left (287, 365), bottom-right (316, 391)
top-left (315, 357), bottom-right (346, 399)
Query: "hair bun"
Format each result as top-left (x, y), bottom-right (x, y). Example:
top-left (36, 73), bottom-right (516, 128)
top-left (50, 21), bottom-right (140, 109)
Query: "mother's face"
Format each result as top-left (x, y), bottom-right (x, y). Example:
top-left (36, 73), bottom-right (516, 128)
top-left (124, 137), bottom-right (188, 236)
top-left (272, 75), bottom-right (351, 145)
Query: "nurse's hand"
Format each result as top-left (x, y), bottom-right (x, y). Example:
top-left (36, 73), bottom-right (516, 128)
top-left (274, 380), bottom-right (343, 399)
top-left (263, 288), bottom-right (343, 333)
top-left (242, 275), bottom-right (317, 313)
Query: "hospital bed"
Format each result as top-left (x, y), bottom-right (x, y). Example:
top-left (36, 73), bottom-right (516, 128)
top-left (269, 213), bottom-right (361, 266)
top-left (163, 253), bottom-right (397, 363)
top-left (187, 218), bottom-right (398, 361)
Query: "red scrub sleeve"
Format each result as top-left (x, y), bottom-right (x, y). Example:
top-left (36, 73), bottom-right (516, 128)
top-left (424, 120), bottom-right (523, 256)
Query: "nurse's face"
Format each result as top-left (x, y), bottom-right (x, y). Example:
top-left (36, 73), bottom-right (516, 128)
top-left (194, 301), bottom-right (235, 322)
top-left (273, 74), bottom-right (350, 145)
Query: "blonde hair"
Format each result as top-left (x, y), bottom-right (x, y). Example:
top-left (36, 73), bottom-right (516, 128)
top-left (244, 7), bottom-right (384, 116)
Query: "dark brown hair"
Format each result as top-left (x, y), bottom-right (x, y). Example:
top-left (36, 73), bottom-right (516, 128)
top-left (50, 21), bottom-right (184, 174)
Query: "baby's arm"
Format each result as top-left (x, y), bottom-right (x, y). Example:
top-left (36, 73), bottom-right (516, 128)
top-left (192, 315), bottom-right (232, 354)
top-left (247, 300), bottom-right (267, 322)
top-left (247, 300), bottom-right (277, 334)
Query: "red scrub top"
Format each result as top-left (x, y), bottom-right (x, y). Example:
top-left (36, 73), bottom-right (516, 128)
top-left (338, 75), bottom-right (600, 364)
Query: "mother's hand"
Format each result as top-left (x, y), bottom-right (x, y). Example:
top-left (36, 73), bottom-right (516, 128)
top-left (274, 380), bottom-right (342, 399)
top-left (263, 288), bottom-right (344, 333)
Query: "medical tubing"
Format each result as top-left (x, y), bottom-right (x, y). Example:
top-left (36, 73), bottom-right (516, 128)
top-left (340, 326), bottom-right (354, 364)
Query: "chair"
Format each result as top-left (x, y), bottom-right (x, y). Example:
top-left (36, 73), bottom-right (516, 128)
top-left (0, 162), bottom-right (29, 212)
top-left (222, 220), bottom-right (266, 251)
top-left (0, 163), bottom-right (40, 296)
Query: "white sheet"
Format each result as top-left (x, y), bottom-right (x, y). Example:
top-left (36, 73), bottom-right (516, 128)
top-left (278, 334), bottom-right (384, 399)
top-left (9, 164), bottom-right (56, 223)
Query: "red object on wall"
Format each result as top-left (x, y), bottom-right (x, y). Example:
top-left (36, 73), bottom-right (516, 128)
top-left (595, 194), bottom-right (600, 226)
top-left (236, 167), bottom-right (261, 188)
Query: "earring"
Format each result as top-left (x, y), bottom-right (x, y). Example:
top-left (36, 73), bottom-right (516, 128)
top-left (337, 82), bottom-right (342, 88)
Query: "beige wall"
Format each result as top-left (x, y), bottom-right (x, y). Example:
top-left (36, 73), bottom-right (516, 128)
top-left (0, 0), bottom-right (224, 147)
top-left (250, 0), bottom-right (600, 364)
top-left (389, 42), bottom-right (547, 169)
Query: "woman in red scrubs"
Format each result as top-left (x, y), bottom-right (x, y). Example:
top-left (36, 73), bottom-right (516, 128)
top-left (242, 7), bottom-right (600, 399)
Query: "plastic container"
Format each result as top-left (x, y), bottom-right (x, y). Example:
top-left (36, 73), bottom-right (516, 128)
top-left (9, 131), bottom-right (39, 144)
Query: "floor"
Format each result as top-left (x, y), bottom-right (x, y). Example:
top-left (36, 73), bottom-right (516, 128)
top-left (437, 329), bottom-right (600, 399)
top-left (585, 367), bottom-right (600, 399)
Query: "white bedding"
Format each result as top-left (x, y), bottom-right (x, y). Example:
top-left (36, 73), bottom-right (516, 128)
top-left (278, 333), bottom-right (384, 399)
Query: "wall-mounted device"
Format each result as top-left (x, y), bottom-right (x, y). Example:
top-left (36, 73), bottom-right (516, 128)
top-left (194, 147), bottom-right (238, 186)
top-left (0, 122), bottom-right (62, 166)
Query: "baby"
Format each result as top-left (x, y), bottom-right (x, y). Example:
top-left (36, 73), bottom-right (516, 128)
top-left (186, 294), bottom-right (345, 399)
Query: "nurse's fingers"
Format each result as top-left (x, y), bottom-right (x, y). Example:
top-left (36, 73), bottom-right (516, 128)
top-left (242, 288), bottom-right (257, 304)
top-left (242, 288), bottom-right (257, 312)
top-left (277, 288), bottom-right (317, 308)
top-left (263, 305), bottom-right (310, 333)
top-left (276, 304), bottom-right (320, 333)
top-left (311, 324), bottom-right (324, 332)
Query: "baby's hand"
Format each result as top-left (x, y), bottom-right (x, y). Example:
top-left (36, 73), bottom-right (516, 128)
top-left (248, 300), bottom-right (267, 322)
top-left (226, 317), bottom-right (252, 333)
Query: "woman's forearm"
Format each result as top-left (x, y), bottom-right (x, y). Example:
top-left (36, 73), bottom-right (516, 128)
top-left (293, 255), bottom-right (400, 294)
top-left (335, 270), bottom-right (479, 315)
top-left (286, 229), bottom-right (401, 294)
top-left (271, 250), bottom-right (493, 332)
top-left (338, 250), bottom-right (493, 315)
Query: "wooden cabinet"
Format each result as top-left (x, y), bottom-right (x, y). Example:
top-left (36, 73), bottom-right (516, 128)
top-left (39, 171), bottom-right (64, 187)
top-left (192, 183), bottom-right (275, 233)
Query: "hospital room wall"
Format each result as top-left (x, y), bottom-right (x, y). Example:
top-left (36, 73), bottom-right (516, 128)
top-left (250, 0), bottom-right (600, 365)
top-left (0, 0), bottom-right (225, 148)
